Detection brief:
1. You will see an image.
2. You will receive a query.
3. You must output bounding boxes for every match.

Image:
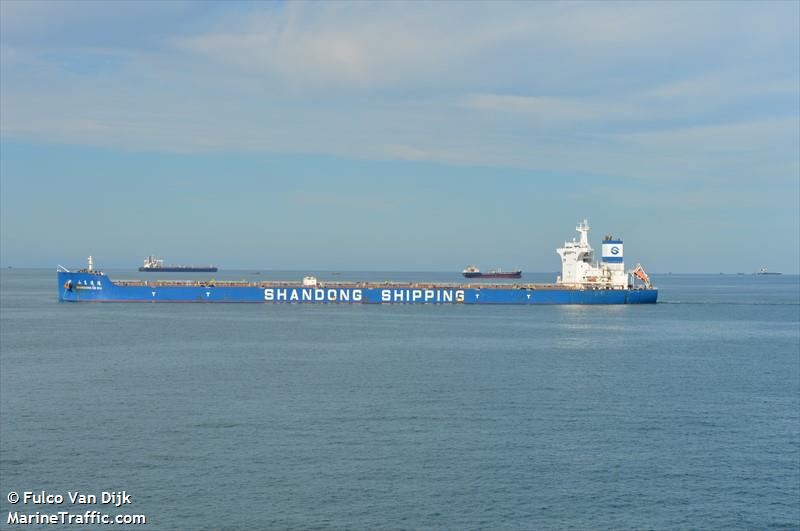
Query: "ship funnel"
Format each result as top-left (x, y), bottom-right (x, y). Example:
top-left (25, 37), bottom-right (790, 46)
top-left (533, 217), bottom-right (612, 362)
top-left (601, 240), bottom-right (623, 264)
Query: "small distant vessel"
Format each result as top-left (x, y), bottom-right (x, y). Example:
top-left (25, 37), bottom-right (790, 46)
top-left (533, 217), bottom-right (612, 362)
top-left (757, 267), bottom-right (782, 275)
top-left (138, 255), bottom-right (217, 273)
top-left (462, 265), bottom-right (522, 279)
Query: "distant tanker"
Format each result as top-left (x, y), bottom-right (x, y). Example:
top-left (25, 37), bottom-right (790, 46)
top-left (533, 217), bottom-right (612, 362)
top-left (138, 255), bottom-right (217, 273)
top-left (462, 266), bottom-right (522, 279)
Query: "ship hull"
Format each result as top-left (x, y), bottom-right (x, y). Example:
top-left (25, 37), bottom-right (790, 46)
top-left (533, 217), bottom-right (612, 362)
top-left (463, 271), bottom-right (522, 279)
top-left (58, 272), bottom-right (657, 304)
top-left (138, 267), bottom-right (218, 272)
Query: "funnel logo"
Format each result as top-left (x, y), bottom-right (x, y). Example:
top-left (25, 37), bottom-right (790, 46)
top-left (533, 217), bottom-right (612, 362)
top-left (610, 246), bottom-right (620, 255)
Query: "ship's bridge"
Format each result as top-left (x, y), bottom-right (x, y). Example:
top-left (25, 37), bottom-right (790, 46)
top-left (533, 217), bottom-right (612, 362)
top-left (556, 220), bottom-right (629, 288)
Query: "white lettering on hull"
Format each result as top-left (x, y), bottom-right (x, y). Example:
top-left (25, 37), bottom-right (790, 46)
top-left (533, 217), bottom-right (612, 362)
top-left (264, 288), bottom-right (363, 302)
top-left (264, 288), bottom-right (464, 303)
top-left (379, 289), bottom-right (464, 303)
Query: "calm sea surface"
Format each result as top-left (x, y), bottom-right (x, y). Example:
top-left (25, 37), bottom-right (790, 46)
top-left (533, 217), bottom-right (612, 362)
top-left (1, 269), bottom-right (798, 529)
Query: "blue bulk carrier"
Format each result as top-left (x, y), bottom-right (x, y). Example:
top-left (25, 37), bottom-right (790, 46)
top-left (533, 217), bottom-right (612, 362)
top-left (57, 220), bottom-right (657, 305)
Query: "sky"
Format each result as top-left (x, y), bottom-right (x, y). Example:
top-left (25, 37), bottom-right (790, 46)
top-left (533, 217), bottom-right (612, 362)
top-left (1, 1), bottom-right (798, 273)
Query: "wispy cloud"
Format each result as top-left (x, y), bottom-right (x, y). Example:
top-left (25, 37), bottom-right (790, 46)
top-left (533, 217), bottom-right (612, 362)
top-left (171, 3), bottom-right (502, 91)
top-left (613, 117), bottom-right (798, 150)
top-left (288, 191), bottom-right (398, 213)
top-left (1, 1), bottom-right (798, 184)
top-left (461, 94), bottom-right (646, 123)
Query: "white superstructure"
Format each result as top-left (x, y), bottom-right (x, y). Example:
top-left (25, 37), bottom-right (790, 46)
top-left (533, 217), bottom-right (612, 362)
top-left (142, 255), bottom-right (165, 269)
top-left (556, 220), bottom-right (650, 289)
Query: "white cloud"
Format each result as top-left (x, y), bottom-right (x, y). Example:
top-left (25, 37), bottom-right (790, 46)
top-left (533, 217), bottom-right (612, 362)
top-left (1, 1), bottom-right (798, 185)
top-left (612, 117), bottom-right (799, 153)
top-left (168, 2), bottom-right (792, 93)
top-left (461, 94), bottom-right (645, 123)
top-left (172, 3), bottom-right (500, 91)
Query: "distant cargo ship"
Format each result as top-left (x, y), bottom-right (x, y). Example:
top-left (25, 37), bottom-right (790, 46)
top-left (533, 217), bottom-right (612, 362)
top-left (757, 267), bottom-right (782, 275)
top-left (138, 255), bottom-right (217, 273)
top-left (58, 220), bottom-right (657, 304)
top-left (462, 266), bottom-right (522, 279)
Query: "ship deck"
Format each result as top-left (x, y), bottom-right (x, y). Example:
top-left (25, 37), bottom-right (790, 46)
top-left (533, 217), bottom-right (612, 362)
top-left (111, 279), bottom-right (638, 291)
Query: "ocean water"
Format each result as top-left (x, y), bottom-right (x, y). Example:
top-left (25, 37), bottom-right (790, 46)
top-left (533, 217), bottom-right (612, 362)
top-left (1, 269), bottom-right (798, 530)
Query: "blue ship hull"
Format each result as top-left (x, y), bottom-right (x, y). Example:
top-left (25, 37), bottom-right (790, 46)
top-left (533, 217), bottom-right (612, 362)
top-left (58, 271), bottom-right (657, 304)
top-left (138, 266), bottom-right (218, 272)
